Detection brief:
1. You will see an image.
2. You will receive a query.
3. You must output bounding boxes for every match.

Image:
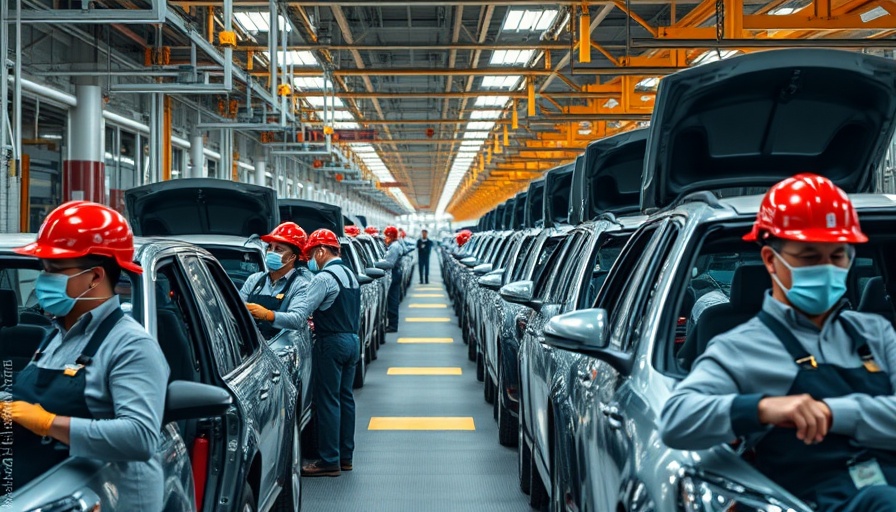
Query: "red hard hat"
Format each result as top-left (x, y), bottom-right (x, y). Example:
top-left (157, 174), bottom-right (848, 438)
top-left (345, 226), bottom-right (361, 237)
top-left (304, 228), bottom-right (341, 260)
top-left (744, 173), bottom-right (868, 244)
top-left (456, 230), bottom-right (472, 246)
top-left (261, 222), bottom-right (307, 252)
top-left (15, 201), bottom-right (143, 274)
top-left (384, 226), bottom-right (399, 238)
top-left (365, 226), bottom-right (379, 236)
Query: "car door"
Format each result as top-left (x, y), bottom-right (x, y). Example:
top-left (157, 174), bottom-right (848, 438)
top-left (179, 254), bottom-right (285, 504)
top-left (577, 220), bottom-right (677, 511)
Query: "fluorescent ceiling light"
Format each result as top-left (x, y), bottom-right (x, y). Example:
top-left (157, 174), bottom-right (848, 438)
top-left (334, 121), bottom-right (360, 129)
top-left (234, 12), bottom-right (292, 33)
top-left (603, 98), bottom-right (620, 109)
top-left (502, 9), bottom-right (559, 32)
top-left (293, 76), bottom-right (333, 90)
top-left (467, 121), bottom-right (496, 131)
top-left (692, 49), bottom-right (740, 66)
top-left (475, 96), bottom-right (510, 107)
top-left (481, 75), bottom-right (522, 89)
top-left (460, 140), bottom-right (484, 147)
top-left (316, 110), bottom-right (355, 121)
top-left (267, 50), bottom-right (318, 66)
top-left (490, 49), bottom-right (535, 66)
top-left (352, 145), bottom-right (376, 153)
top-left (463, 131), bottom-right (490, 139)
top-left (306, 96), bottom-right (345, 108)
top-left (636, 77), bottom-right (660, 89)
top-left (769, 6), bottom-right (797, 14)
top-left (470, 110), bottom-right (503, 120)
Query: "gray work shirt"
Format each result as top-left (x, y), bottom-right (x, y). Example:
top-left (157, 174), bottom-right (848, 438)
top-left (292, 259), bottom-right (359, 320)
top-left (239, 267), bottom-right (313, 331)
top-left (660, 293), bottom-right (896, 451)
top-left (34, 296), bottom-right (170, 510)
top-left (384, 242), bottom-right (403, 267)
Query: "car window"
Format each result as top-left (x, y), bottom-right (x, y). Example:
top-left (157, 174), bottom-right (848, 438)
top-left (150, 260), bottom-right (205, 380)
top-left (201, 256), bottom-right (260, 356)
top-left (577, 235), bottom-right (627, 310)
top-left (204, 247), bottom-right (263, 291)
top-left (533, 234), bottom-right (576, 300)
top-left (509, 235), bottom-right (537, 282)
top-left (547, 232), bottom-right (590, 305)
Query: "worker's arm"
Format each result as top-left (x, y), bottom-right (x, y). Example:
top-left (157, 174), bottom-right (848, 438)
top-left (286, 272), bottom-right (338, 321)
top-left (271, 273), bottom-right (315, 330)
top-left (68, 334), bottom-right (169, 462)
top-left (239, 272), bottom-right (262, 301)
top-left (822, 317), bottom-right (896, 449)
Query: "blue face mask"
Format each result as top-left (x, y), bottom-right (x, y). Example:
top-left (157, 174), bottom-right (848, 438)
top-left (308, 257), bottom-right (320, 273)
top-left (266, 251), bottom-right (286, 272)
top-left (772, 251), bottom-right (850, 315)
top-left (35, 268), bottom-right (95, 317)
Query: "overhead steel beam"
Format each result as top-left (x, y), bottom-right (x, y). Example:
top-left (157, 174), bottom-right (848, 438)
top-left (173, 0), bottom-right (710, 5)
top-left (632, 38), bottom-right (896, 48)
top-left (279, 67), bottom-right (682, 78)
top-left (11, 0), bottom-right (165, 23)
top-left (218, 43), bottom-right (580, 51)
top-left (294, 91), bottom-right (622, 99)
top-left (303, 114), bottom-right (651, 124)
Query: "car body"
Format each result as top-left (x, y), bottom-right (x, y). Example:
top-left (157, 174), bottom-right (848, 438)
top-left (542, 49), bottom-right (896, 512)
top-left (0, 234), bottom-right (300, 512)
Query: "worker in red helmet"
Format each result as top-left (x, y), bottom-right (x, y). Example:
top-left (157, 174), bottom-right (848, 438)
top-left (7, 201), bottom-right (169, 508)
top-left (345, 225), bottom-right (361, 237)
top-left (382, 225), bottom-right (403, 332)
top-left (240, 222), bottom-right (312, 339)
top-left (661, 174), bottom-right (896, 511)
top-left (456, 230), bottom-right (472, 247)
top-left (290, 229), bottom-right (361, 477)
top-left (364, 226), bottom-right (379, 236)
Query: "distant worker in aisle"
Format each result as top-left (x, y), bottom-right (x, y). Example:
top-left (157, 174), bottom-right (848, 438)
top-left (240, 222), bottom-right (312, 339)
top-left (294, 229), bottom-right (361, 477)
top-left (660, 174), bottom-right (896, 512)
top-left (383, 225), bottom-right (403, 333)
top-left (8, 201), bottom-right (169, 509)
top-left (416, 229), bottom-right (433, 284)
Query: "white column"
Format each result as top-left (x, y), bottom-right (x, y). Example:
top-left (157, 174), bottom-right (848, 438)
top-left (190, 131), bottom-right (204, 178)
top-left (255, 158), bottom-right (266, 187)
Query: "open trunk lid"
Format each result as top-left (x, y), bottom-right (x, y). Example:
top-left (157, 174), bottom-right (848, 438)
top-left (279, 199), bottom-right (345, 234)
top-left (525, 180), bottom-right (545, 228)
top-left (542, 161), bottom-right (575, 228)
top-left (581, 128), bottom-right (648, 220)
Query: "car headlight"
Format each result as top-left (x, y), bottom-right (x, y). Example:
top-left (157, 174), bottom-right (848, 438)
top-left (679, 470), bottom-right (802, 512)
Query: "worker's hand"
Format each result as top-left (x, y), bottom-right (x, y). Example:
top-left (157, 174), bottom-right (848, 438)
top-left (3, 401), bottom-right (57, 437)
top-left (247, 303), bottom-right (274, 322)
top-left (758, 394), bottom-right (831, 445)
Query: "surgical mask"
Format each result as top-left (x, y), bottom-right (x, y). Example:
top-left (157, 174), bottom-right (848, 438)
top-left (35, 269), bottom-right (98, 317)
top-left (266, 251), bottom-right (286, 272)
top-left (771, 251), bottom-right (850, 315)
top-left (308, 256), bottom-right (320, 273)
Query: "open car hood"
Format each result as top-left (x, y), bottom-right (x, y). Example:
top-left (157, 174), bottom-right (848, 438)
top-left (501, 198), bottom-right (516, 230)
top-left (125, 178), bottom-right (278, 237)
top-left (580, 128), bottom-right (648, 220)
top-left (494, 203), bottom-right (508, 231)
top-left (511, 191), bottom-right (528, 230)
top-left (543, 161), bottom-right (575, 229)
top-left (569, 155), bottom-right (586, 225)
top-left (525, 180), bottom-right (545, 228)
top-left (279, 199), bottom-right (345, 234)
top-left (643, 49), bottom-right (896, 212)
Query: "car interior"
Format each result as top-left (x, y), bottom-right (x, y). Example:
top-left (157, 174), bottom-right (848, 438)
top-left (204, 247), bottom-right (264, 291)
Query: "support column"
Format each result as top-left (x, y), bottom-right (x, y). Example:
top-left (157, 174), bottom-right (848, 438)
top-left (64, 84), bottom-right (106, 204)
top-left (255, 157), bottom-right (266, 187)
top-left (190, 130), bottom-right (204, 178)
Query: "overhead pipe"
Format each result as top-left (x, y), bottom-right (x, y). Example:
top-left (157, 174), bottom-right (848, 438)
top-left (631, 38), bottom-right (896, 48)
top-left (11, 0), bottom-right (165, 23)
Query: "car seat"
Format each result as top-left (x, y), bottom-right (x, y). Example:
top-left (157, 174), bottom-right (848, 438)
top-left (857, 276), bottom-right (895, 325)
top-left (678, 265), bottom-right (770, 371)
top-left (0, 290), bottom-right (50, 373)
top-left (155, 308), bottom-right (199, 384)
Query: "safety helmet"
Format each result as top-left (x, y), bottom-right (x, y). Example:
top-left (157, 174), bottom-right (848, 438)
top-left (261, 222), bottom-right (307, 253)
top-left (345, 225), bottom-right (361, 237)
top-left (15, 201), bottom-right (143, 274)
top-left (304, 229), bottom-right (341, 260)
top-left (384, 226), bottom-right (399, 239)
top-left (456, 230), bottom-right (472, 247)
top-left (744, 173), bottom-right (868, 244)
top-left (365, 226), bottom-right (380, 236)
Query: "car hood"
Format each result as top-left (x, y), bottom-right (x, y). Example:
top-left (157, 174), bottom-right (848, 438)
top-left (580, 128), bottom-right (648, 221)
top-left (569, 155), bottom-right (586, 225)
top-left (502, 198), bottom-right (516, 230)
top-left (511, 191), bottom-right (528, 230)
top-left (494, 203), bottom-right (508, 230)
top-left (525, 180), bottom-right (545, 228)
top-left (642, 49), bottom-right (896, 212)
top-left (279, 199), bottom-right (344, 234)
top-left (543, 161), bottom-right (575, 228)
top-left (125, 178), bottom-right (279, 237)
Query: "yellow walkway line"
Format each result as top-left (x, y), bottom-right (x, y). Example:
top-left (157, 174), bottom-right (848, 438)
top-left (387, 367), bottom-right (462, 375)
top-left (368, 417), bottom-right (475, 431)
top-left (411, 294), bottom-right (444, 298)
top-left (416, 287), bottom-right (443, 291)
top-left (397, 337), bottom-right (454, 344)
top-left (408, 304), bottom-right (448, 309)
top-left (405, 317), bottom-right (451, 322)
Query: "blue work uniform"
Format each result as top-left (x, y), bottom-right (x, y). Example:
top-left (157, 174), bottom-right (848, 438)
top-left (661, 293), bottom-right (896, 511)
top-left (384, 241), bottom-right (403, 329)
top-left (10, 296), bottom-right (169, 510)
top-left (416, 238), bottom-right (433, 284)
top-left (293, 259), bottom-right (361, 466)
top-left (239, 267), bottom-right (312, 338)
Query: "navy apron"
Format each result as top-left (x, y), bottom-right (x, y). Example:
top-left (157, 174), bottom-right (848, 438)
top-left (8, 309), bottom-right (124, 489)
top-left (247, 270), bottom-right (301, 339)
top-left (753, 310), bottom-right (896, 510)
top-left (316, 267), bottom-right (360, 335)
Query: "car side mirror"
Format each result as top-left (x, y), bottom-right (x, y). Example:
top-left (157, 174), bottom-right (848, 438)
top-left (543, 308), bottom-right (633, 375)
top-left (473, 263), bottom-right (493, 275)
top-left (164, 381), bottom-right (232, 423)
top-left (366, 267), bottom-right (386, 279)
top-left (461, 257), bottom-right (478, 267)
top-left (478, 273), bottom-right (503, 291)
top-left (499, 280), bottom-right (534, 305)
top-left (375, 259), bottom-right (394, 270)
top-left (357, 274), bottom-right (374, 285)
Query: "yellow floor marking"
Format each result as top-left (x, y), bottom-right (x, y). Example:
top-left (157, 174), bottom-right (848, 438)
top-left (387, 367), bottom-right (463, 376)
top-left (408, 304), bottom-right (448, 309)
top-left (397, 337), bottom-right (454, 344)
top-left (405, 317), bottom-right (452, 322)
top-left (411, 293), bottom-right (445, 298)
top-left (416, 286), bottom-right (442, 290)
top-left (368, 417), bottom-right (475, 431)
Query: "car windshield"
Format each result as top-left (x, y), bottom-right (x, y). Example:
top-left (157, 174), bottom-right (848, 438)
top-left (203, 247), bottom-right (264, 291)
